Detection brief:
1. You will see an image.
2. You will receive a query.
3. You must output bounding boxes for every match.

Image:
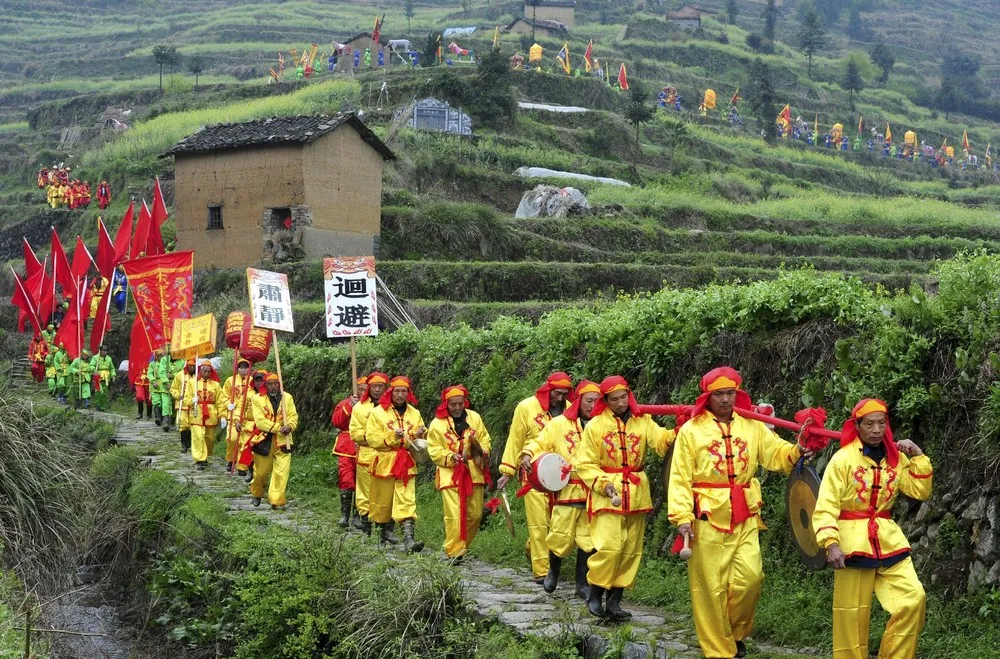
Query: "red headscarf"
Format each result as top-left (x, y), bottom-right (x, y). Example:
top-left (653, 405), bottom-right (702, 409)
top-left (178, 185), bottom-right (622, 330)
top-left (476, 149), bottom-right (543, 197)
top-left (361, 371), bottom-right (388, 403)
top-left (592, 375), bottom-right (643, 417)
top-left (840, 398), bottom-right (898, 468)
top-left (197, 362), bottom-right (220, 382)
top-left (563, 380), bottom-right (601, 421)
top-left (253, 369), bottom-right (268, 394)
top-left (436, 384), bottom-right (470, 419)
top-left (534, 371), bottom-right (575, 411)
top-left (691, 367), bottom-right (753, 420)
top-left (379, 375), bottom-right (419, 409)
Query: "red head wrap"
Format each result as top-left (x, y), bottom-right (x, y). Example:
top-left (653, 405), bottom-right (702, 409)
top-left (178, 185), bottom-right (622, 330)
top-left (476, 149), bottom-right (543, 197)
top-left (253, 369), bottom-right (269, 394)
top-left (840, 398), bottom-right (898, 467)
top-left (535, 371), bottom-right (576, 411)
top-left (691, 366), bottom-right (753, 420)
top-left (591, 375), bottom-right (643, 417)
top-left (436, 384), bottom-right (470, 419)
top-left (197, 361), bottom-right (220, 382)
top-left (361, 371), bottom-right (389, 403)
top-left (379, 375), bottom-right (419, 409)
top-left (563, 380), bottom-right (601, 421)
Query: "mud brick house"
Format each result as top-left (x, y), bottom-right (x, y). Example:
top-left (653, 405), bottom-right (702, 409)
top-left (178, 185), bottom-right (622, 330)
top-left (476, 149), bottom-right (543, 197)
top-left (666, 5), bottom-right (712, 30)
top-left (163, 114), bottom-right (395, 269)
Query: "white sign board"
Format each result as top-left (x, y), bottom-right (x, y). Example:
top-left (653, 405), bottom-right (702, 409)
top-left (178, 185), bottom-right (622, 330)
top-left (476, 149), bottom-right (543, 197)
top-left (247, 268), bottom-right (294, 333)
top-left (324, 257), bottom-right (378, 338)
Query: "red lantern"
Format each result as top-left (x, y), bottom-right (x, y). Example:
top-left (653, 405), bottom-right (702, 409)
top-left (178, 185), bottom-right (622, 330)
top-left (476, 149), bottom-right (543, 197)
top-left (225, 311), bottom-right (250, 349)
top-left (240, 326), bottom-right (271, 363)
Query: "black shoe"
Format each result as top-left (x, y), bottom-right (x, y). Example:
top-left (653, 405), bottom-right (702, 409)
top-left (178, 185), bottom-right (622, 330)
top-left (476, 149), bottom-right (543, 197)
top-left (244, 468), bottom-right (254, 483)
top-left (575, 550), bottom-right (593, 600)
top-left (382, 520), bottom-right (400, 545)
top-left (586, 585), bottom-right (606, 618)
top-left (251, 497), bottom-right (261, 507)
top-left (360, 515), bottom-right (372, 537)
top-left (195, 462), bottom-right (206, 471)
top-left (605, 587), bottom-right (632, 622)
top-left (402, 519), bottom-right (423, 553)
top-left (226, 461), bottom-right (233, 471)
top-left (337, 491), bottom-right (353, 528)
top-left (352, 511), bottom-right (366, 532)
top-left (735, 640), bottom-right (747, 658)
top-left (543, 552), bottom-right (562, 594)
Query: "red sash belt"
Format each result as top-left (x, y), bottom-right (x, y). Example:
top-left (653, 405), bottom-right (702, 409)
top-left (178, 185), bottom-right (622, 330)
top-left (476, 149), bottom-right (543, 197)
top-left (839, 510), bottom-right (890, 543)
top-left (452, 461), bottom-right (474, 542)
top-left (390, 446), bottom-right (416, 485)
top-left (604, 466), bottom-right (643, 485)
top-left (692, 481), bottom-right (753, 527)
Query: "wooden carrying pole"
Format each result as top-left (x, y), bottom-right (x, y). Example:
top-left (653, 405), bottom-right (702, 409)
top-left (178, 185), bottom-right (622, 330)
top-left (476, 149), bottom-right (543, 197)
top-left (271, 330), bottom-right (289, 448)
top-left (350, 337), bottom-right (358, 398)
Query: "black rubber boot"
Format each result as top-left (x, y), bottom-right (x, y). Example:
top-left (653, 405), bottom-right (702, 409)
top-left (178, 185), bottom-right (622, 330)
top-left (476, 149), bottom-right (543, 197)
top-left (153, 408), bottom-right (162, 425)
top-left (352, 511), bottom-right (366, 532)
top-left (606, 587), bottom-right (632, 622)
top-left (146, 402), bottom-right (153, 419)
top-left (587, 585), bottom-right (606, 618)
top-left (360, 514), bottom-right (372, 537)
top-left (337, 491), bottom-right (353, 528)
top-left (575, 550), bottom-right (593, 600)
top-left (136, 401), bottom-right (144, 420)
top-left (543, 552), bottom-right (562, 594)
top-left (735, 640), bottom-right (747, 658)
top-left (180, 429), bottom-right (192, 452)
top-left (382, 520), bottom-right (400, 545)
top-left (244, 466), bottom-right (254, 483)
top-left (402, 519), bottom-right (424, 553)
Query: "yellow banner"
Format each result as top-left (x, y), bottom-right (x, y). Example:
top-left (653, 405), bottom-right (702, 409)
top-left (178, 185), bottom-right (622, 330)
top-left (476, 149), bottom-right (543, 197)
top-left (171, 313), bottom-right (218, 360)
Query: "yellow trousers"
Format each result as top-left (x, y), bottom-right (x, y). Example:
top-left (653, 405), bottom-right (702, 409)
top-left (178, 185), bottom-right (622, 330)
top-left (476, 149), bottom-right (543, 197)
top-left (441, 486), bottom-right (484, 558)
top-left (190, 425), bottom-right (216, 463)
top-left (250, 441), bottom-right (291, 506)
top-left (547, 504), bottom-right (593, 557)
top-left (369, 476), bottom-right (416, 524)
top-left (224, 424), bottom-right (240, 463)
top-left (235, 430), bottom-right (252, 473)
top-left (524, 489), bottom-right (551, 578)
top-left (355, 464), bottom-right (372, 516)
top-left (587, 512), bottom-right (646, 589)
top-left (687, 519), bottom-right (763, 659)
top-left (833, 558), bottom-right (925, 659)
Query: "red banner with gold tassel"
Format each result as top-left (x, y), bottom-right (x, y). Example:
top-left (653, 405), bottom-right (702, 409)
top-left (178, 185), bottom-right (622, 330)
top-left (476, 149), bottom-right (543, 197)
top-left (121, 251), bottom-right (195, 351)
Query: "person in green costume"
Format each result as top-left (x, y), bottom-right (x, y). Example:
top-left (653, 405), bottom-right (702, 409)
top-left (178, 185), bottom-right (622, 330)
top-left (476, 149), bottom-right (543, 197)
top-left (52, 343), bottom-right (71, 404)
top-left (69, 349), bottom-right (94, 409)
top-left (90, 345), bottom-right (115, 394)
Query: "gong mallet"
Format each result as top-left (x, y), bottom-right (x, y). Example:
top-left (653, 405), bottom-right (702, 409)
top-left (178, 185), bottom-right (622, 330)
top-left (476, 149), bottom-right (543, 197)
top-left (679, 533), bottom-right (693, 561)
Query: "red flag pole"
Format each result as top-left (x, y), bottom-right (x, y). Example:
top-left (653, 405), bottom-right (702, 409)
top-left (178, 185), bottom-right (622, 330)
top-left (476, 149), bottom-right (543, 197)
top-left (637, 403), bottom-right (843, 441)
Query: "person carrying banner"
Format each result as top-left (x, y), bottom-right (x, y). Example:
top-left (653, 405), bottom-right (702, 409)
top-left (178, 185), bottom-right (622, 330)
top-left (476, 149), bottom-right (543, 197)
top-left (498, 372), bottom-right (574, 582)
top-left (349, 372), bottom-right (390, 535)
top-left (188, 362), bottom-right (223, 469)
top-left (575, 376), bottom-right (675, 620)
top-left (220, 358), bottom-right (255, 472)
top-left (332, 376), bottom-right (368, 528)
top-left (365, 375), bottom-right (427, 553)
top-left (668, 367), bottom-right (816, 658)
top-left (521, 379), bottom-right (601, 599)
top-left (170, 359), bottom-right (197, 452)
top-left (69, 349), bottom-right (95, 409)
top-left (813, 399), bottom-right (932, 659)
top-left (249, 374), bottom-right (299, 510)
top-left (427, 385), bottom-right (492, 560)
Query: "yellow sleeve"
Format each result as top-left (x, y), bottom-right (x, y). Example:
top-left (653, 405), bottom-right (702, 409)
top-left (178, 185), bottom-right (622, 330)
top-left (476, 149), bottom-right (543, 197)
top-left (472, 412), bottom-right (492, 454)
top-left (575, 422), bottom-right (612, 495)
top-left (252, 397), bottom-right (281, 435)
top-left (365, 409), bottom-right (398, 450)
top-left (757, 425), bottom-right (801, 474)
top-left (170, 373), bottom-right (183, 401)
top-left (426, 419), bottom-right (453, 468)
top-left (813, 456), bottom-right (845, 549)
top-left (899, 454), bottom-right (933, 501)
top-left (214, 384), bottom-right (226, 416)
top-left (500, 403), bottom-right (528, 476)
top-left (647, 419), bottom-right (676, 458)
top-left (522, 422), bottom-right (554, 461)
top-left (667, 426), bottom-right (696, 527)
top-left (218, 378), bottom-right (232, 408)
top-left (349, 406), bottom-right (368, 444)
top-left (284, 394), bottom-right (299, 431)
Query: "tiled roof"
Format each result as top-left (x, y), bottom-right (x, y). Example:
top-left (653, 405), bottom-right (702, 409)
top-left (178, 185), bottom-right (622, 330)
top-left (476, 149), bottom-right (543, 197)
top-left (161, 113), bottom-right (395, 160)
top-left (667, 5), bottom-right (711, 19)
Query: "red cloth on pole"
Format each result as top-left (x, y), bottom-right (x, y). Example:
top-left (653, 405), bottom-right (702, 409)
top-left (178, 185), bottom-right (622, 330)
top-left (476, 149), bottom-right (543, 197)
top-left (70, 236), bottom-right (93, 282)
top-left (127, 315), bottom-right (152, 394)
top-left (129, 201), bottom-right (151, 260)
top-left (113, 202), bottom-right (134, 263)
top-left (22, 238), bottom-right (41, 279)
top-left (96, 218), bottom-right (117, 280)
top-left (121, 251), bottom-right (194, 350)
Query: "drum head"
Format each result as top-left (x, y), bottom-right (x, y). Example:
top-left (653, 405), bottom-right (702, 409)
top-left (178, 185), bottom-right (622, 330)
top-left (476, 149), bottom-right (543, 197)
top-left (786, 463), bottom-right (826, 570)
top-left (534, 453), bottom-right (570, 492)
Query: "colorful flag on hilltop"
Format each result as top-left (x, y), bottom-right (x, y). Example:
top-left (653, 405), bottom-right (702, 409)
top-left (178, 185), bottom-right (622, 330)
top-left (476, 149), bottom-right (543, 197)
top-left (814, 113), bottom-right (819, 136)
top-left (10, 268), bottom-right (41, 336)
top-left (437, 34), bottom-right (442, 63)
top-left (987, 143), bottom-right (992, 159)
top-left (493, 25), bottom-right (500, 50)
top-left (372, 14), bottom-right (383, 46)
top-left (777, 104), bottom-right (791, 127)
top-left (941, 137), bottom-right (948, 151)
top-left (22, 237), bottom-right (41, 279)
top-left (730, 87), bottom-right (741, 105)
top-left (113, 201), bottom-right (134, 264)
top-left (858, 115), bottom-right (864, 136)
top-left (557, 42), bottom-right (571, 74)
top-left (963, 129), bottom-right (971, 153)
top-left (277, 52), bottom-right (285, 75)
top-left (617, 63), bottom-right (629, 91)
top-left (121, 251), bottom-right (194, 352)
top-left (269, 67), bottom-right (279, 83)
top-left (584, 40), bottom-right (594, 73)
top-left (885, 122), bottom-right (892, 144)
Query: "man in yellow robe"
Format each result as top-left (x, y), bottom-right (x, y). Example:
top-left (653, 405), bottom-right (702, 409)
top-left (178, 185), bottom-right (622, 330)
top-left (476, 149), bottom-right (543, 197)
top-left (498, 371), bottom-right (574, 581)
top-left (349, 372), bottom-right (389, 536)
top-left (427, 385), bottom-right (492, 560)
top-left (576, 376), bottom-right (675, 620)
top-left (188, 362), bottom-right (223, 468)
top-left (522, 379), bottom-right (601, 599)
top-left (668, 367), bottom-right (814, 658)
top-left (170, 359), bottom-right (197, 453)
top-left (220, 358), bottom-right (254, 472)
top-left (249, 373), bottom-right (298, 509)
top-left (813, 399), bottom-right (932, 659)
top-left (366, 375), bottom-right (427, 552)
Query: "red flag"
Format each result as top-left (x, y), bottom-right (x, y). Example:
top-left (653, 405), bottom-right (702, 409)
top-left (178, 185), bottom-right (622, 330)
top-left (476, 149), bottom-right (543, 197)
top-left (53, 288), bottom-right (83, 359)
top-left (149, 178), bottom-right (167, 256)
top-left (89, 286), bottom-right (113, 354)
top-left (121, 251), bottom-right (194, 351)
top-left (50, 228), bottom-right (75, 298)
top-left (31, 266), bottom-right (53, 328)
top-left (114, 201), bottom-right (134, 263)
top-left (130, 201), bottom-right (151, 260)
top-left (372, 14), bottom-right (383, 45)
top-left (23, 238), bottom-right (41, 279)
top-left (583, 40), bottom-right (594, 72)
top-left (96, 218), bottom-right (117, 280)
top-left (127, 315), bottom-right (153, 393)
top-left (71, 235), bottom-right (94, 282)
top-left (10, 267), bottom-right (41, 335)
top-left (617, 63), bottom-right (629, 91)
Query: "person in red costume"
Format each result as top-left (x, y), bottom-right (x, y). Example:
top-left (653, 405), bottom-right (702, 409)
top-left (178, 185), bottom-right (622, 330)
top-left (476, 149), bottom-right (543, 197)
top-left (331, 376), bottom-right (368, 528)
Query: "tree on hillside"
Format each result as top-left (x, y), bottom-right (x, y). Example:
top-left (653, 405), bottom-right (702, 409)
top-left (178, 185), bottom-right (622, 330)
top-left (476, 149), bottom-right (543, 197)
top-left (405, 0), bottom-right (415, 34)
top-left (152, 44), bottom-right (179, 91)
top-left (726, 0), bottom-right (738, 25)
top-left (842, 57), bottom-right (864, 109)
top-left (525, 0), bottom-right (542, 41)
top-left (746, 58), bottom-right (778, 141)
top-left (797, 7), bottom-right (825, 79)
top-left (623, 81), bottom-right (655, 167)
top-left (467, 49), bottom-right (517, 127)
top-left (762, 0), bottom-right (779, 41)
top-left (938, 48), bottom-right (986, 115)
top-left (868, 42), bottom-right (895, 87)
top-left (422, 32), bottom-right (440, 67)
top-left (187, 56), bottom-right (204, 91)
top-left (846, 3), bottom-right (864, 40)
top-left (937, 77), bottom-right (961, 120)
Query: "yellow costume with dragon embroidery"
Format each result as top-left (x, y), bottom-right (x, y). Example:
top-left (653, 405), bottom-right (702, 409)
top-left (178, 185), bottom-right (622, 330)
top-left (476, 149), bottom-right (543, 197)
top-left (366, 400), bottom-right (425, 524)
